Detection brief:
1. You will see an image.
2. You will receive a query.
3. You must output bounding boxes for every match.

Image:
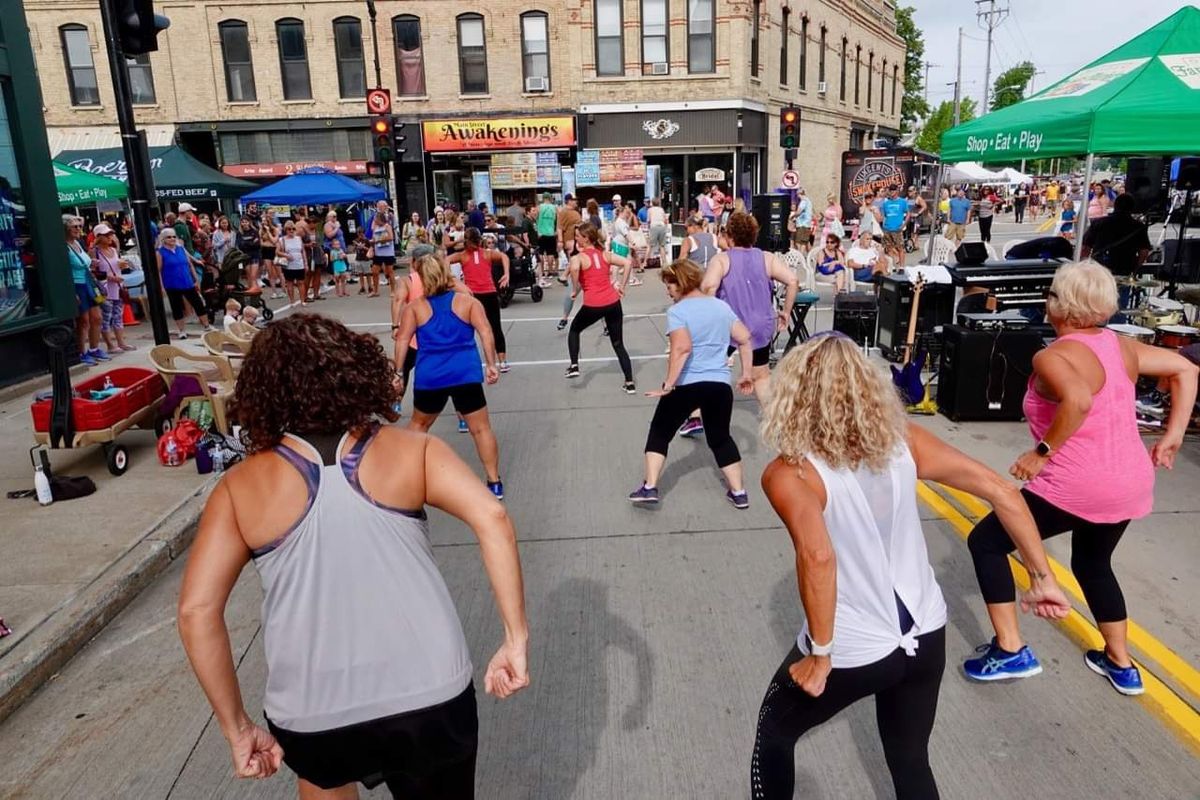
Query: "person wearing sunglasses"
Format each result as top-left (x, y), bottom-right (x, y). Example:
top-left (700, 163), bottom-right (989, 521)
top-left (65, 214), bottom-right (108, 364)
top-left (156, 227), bottom-right (215, 340)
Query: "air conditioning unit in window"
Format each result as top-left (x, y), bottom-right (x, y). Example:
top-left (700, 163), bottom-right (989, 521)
top-left (817, 81), bottom-right (828, 94)
top-left (650, 62), bottom-right (669, 76)
top-left (524, 76), bottom-right (548, 92)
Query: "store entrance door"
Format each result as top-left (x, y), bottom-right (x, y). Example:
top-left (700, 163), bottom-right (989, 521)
top-left (433, 170), bottom-right (471, 210)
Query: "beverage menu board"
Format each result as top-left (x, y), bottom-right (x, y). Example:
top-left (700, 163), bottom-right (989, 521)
top-left (576, 149), bottom-right (646, 186)
top-left (489, 152), bottom-right (562, 189)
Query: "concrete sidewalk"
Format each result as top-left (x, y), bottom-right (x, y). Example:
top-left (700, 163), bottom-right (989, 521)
top-left (0, 318), bottom-right (220, 724)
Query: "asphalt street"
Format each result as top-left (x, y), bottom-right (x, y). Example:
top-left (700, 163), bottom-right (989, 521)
top-left (1, 235), bottom-right (1198, 799)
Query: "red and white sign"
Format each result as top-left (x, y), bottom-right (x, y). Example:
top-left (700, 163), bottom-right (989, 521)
top-left (366, 87), bottom-right (392, 115)
top-left (780, 169), bottom-right (801, 190)
top-left (223, 161), bottom-right (369, 178)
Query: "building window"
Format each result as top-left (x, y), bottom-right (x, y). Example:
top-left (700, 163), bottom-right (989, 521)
top-left (854, 45), bottom-right (861, 105)
top-left (521, 12), bottom-right (551, 89)
top-left (333, 17), bottom-right (367, 99)
top-left (595, 0), bottom-right (624, 76)
top-left (641, 0), bottom-right (668, 74)
top-left (818, 26), bottom-right (826, 86)
top-left (219, 20), bottom-right (257, 102)
top-left (779, 6), bottom-right (789, 85)
top-left (750, 0), bottom-right (761, 78)
top-left (839, 37), bottom-right (847, 101)
top-left (798, 16), bottom-right (807, 90)
top-left (456, 14), bottom-right (488, 94)
top-left (59, 25), bottom-right (99, 107)
top-left (393, 15), bottom-right (426, 97)
top-left (126, 53), bottom-right (155, 105)
top-left (891, 64), bottom-right (899, 115)
top-left (867, 52), bottom-right (874, 108)
top-left (880, 58), bottom-right (887, 111)
top-left (688, 0), bottom-right (715, 74)
top-left (850, 128), bottom-right (865, 150)
top-left (275, 19), bottom-right (312, 101)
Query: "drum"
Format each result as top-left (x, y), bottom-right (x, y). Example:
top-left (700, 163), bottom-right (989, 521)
top-left (1107, 323), bottom-right (1155, 344)
top-left (1147, 296), bottom-right (1184, 312)
top-left (1154, 324), bottom-right (1200, 349)
top-left (1131, 307), bottom-right (1183, 328)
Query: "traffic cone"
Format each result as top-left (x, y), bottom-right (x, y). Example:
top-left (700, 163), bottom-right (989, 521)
top-left (123, 302), bottom-right (138, 326)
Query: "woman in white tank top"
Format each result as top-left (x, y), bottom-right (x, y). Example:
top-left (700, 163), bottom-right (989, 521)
top-left (750, 332), bottom-right (1069, 800)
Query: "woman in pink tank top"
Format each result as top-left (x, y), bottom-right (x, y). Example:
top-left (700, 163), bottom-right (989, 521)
top-left (964, 261), bottom-right (1197, 696)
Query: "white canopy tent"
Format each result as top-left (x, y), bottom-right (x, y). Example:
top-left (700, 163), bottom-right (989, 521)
top-left (998, 167), bottom-right (1033, 185)
top-left (951, 162), bottom-right (1009, 184)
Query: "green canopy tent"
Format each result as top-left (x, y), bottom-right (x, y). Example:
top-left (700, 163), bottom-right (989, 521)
top-left (53, 161), bottom-right (128, 206)
top-left (54, 145), bottom-right (255, 201)
top-left (933, 5), bottom-right (1200, 259)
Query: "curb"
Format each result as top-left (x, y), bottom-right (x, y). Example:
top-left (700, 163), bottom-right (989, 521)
top-left (0, 475), bottom-right (217, 726)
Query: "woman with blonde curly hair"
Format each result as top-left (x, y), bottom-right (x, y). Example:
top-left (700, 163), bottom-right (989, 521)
top-left (751, 332), bottom-right (1069, 800)
top-left (963, 261), bottom-right (1197, 693)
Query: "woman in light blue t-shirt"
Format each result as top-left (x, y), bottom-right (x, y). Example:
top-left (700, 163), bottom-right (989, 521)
top-left (629, 259), bottom-right (755, 509)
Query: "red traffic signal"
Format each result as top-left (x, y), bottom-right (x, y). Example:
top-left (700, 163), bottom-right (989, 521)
top-left (779, 106), bottom-right (800, 149)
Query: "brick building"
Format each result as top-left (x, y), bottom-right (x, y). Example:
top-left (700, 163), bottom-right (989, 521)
top-left (25, 0), bottom-right (904, 216)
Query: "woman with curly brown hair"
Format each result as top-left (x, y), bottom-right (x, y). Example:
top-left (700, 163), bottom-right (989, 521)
top-left (177, 314), bottom-right (529, 799)
top-left (750, 332), bottom-right (1069, 800)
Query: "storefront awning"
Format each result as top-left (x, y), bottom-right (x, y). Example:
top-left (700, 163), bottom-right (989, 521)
top-left (54, 161), bottom-right (128, 206)
top-left (56, 145), bottom-right (255, 201)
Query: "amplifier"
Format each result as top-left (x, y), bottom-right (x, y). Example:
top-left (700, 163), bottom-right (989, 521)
top-left (876, 276), bottom-right (955, 362)
top-left (752, 194), bottom-right (790, 252)
top-left (959, 311), bottom-right (1030, 331)
top-left (833, 292), bottom-right (878, 347)
top-left (937, 325), bottom-right (1045, 422)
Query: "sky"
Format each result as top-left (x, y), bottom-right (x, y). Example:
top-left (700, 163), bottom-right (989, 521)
top-left (910, 0), bottom-right (1189, 114)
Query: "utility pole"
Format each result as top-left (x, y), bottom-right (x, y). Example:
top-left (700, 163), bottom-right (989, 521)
top-left (1028, 68), bottom-right (1046, 95)
top-left (953, 28), bottom-right (963, 126)
top-left (923, 60), bottom-right (939, 106)
top-left (976, 0), bottom-right (1010, 112)
top-left (364, 0), bottom-right (395, 207)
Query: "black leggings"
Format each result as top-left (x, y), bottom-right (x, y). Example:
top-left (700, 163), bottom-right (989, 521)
top-left (752, 630), bottom-right (945, 800)
top-left (165, 287), bottom-right (207, 321)
top-left (477, 292), bottom-right (506, 353)
top-left (398, 348), bottom-right (418, 401)
top-left (968, 488), bottom-right (1130, 622)
top-left (568, 301), bottom-right (633, 382)
top-left (978, 215), bottom-right (993, 242)
top-left (645, 381), bottom-right (740, 467)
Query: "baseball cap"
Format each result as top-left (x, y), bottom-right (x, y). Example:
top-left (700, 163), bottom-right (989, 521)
top-left (612, 194), bottom-right (622, 202)
top-left (563, 193), bottom-right (574, 202)
top-left (177, 202), bottom-right (196, 213)
top-left (92, 222), bottom-right (114, 235)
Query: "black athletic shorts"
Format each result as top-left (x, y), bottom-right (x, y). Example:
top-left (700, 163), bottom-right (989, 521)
top-left (283, 268), bottom-right (305, 283)
top-left (728, 344), bottom-right (771, 367)
top-left (413, 382), bottom-right (487, 416)
top-left (374, 254), bottom-right (397, 267)
top-left (266, 683), bottom-right (477, 795)
top-left (537, 234), bottom-right (558, 257)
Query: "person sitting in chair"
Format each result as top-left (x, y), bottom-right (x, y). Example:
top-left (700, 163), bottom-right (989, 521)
top-left (846, 231), bottom-right (889, 285)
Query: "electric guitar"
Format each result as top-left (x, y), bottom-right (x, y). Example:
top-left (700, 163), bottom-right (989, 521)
top-left (890, 274), bottom-right (928, 406)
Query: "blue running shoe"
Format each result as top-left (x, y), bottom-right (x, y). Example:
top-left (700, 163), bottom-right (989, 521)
top-left (90, 348), bottom-right (112, 361)
top-left (1084, 650), bottom-right (1144, 696)
top-left (963, 638), bottom-right (1043, 681)
top-left (628, 484), bottom-right (659, 504)
top-left (487, 480), bottom-right (504, 501)
top-left (727, 490), bottom-right (750, 509)
top-left (457, 418), bottom-right (469, 434)
top-left (79, 351), bottom-right (98, 367)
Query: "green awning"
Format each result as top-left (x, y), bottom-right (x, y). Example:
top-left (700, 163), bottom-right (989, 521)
top-left (941, 6), bottom-right (1200, 161)
top-left (54, 161), bottom-right (128, 206)
top-left (55, 145), bottom-right (255, 200)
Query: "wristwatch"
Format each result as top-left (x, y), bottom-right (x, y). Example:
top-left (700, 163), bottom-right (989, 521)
top-left (809, 637), bottom-right (833, 657)
top-left (1035, 439), bottom-right (1053, 458)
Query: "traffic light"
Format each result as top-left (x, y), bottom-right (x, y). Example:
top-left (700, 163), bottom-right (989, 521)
top-left (372, 115), bottom-right (394, 162)
top-left (109, 0), bottom-right (170, 55)
top-left (779, 107), bottom-right (800, 149)
top-left (393, 122), bottom-right (408, 159)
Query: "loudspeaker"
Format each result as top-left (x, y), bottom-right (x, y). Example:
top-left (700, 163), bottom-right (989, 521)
top-left (752, 194), bottom-right (790, 252)
top-left (954, 242), bottom-right (989, 265)
top-left (875, 276), bottom-right (955, 361)
top-left (1159, 237), bottom-right (1200, 284)
top-left (1126, 157), bottom-right (1169, 216)
top-left (937, 325), bottom-right (1045, 421)
top-left (1174, 157), bottom-right (1200, 191)
top-left (833, 292), bottom-right (878, 347)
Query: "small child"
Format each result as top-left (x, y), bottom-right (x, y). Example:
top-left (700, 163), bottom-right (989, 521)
top-left (1059, 198), bottom-right (1077, 239)
top-left (353, 230), bottom-right (372, 295)
top-left (223, 298), bottom-right (242, 333)
top-left (242, 305), bottom-right (261, 327)
top-left (330, 238), bottom-right (350, 297)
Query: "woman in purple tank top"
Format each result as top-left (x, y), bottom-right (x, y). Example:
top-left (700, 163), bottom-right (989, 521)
top-left (964, 261), bottom-right (1197, 695)
top-left (699, 212), bottom-right (798, 405)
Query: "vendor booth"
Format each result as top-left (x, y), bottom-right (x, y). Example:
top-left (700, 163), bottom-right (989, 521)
top-left (239, 168), bottom-right (386, 206)
top-left (56, 145), bottom-right (254, 204)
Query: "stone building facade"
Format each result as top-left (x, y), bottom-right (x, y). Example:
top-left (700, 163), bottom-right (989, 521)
top-left (25, 0), bottom-right (904, 214)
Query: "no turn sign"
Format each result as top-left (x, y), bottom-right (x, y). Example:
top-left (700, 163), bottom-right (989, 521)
top-left (780, 169), bottom-right (800, 190)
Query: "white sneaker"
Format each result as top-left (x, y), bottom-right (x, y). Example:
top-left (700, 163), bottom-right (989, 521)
top-left (174, 330), bottom-right (189, 340)
top-left (202, 324), bottom-right (216, 333)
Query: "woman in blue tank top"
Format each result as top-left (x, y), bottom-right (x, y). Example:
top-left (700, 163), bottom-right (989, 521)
top-left (394, 255), bottom-right (506, 500)
top-left (178, 314), bottom-right (528, 798)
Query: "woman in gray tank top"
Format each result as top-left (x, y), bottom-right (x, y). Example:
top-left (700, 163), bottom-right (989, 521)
top-left (679, 214), bottom-right (720, 267)
top-left (178, 315), bottom-right (529, 798)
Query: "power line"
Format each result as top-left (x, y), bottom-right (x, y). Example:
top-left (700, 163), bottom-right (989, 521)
top-left (976, 0), bottom-right (1010, 112)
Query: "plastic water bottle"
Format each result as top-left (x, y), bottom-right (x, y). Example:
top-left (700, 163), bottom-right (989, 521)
top-left (34, 463), bottom-right (53, 506)
top-left (211, 447), bottom-right (225, 473)
top-left (103, 375), bottom-right (114, 390)
top-left (165, 438), bottom-right (180, 467)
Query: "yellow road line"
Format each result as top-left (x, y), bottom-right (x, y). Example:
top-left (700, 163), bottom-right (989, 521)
top-left (915, 482), bottom-right (1200, 755)
top-left (929, 482), bottom-right (1200, 706)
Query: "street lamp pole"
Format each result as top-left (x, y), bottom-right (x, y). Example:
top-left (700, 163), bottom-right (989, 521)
top-left (364, 0), bottom-right (394, 206)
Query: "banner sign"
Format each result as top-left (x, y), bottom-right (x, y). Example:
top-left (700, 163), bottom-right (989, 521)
top-left (224, 161), bottom-right (367, 178)
top-left (422, 116), bottom-right (576, 153)
top-left (576, 149), bottom-right (646, 187)
top-left (840, 148), bottom-right (915, 219)
top-left (489, 152), bottom-right (562, 189)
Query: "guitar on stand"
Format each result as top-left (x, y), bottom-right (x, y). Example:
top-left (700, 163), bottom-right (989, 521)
top-left (890, 274), bottom-right (938, 415)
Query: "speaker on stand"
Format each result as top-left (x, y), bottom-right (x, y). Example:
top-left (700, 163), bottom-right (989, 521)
top-left (752, 194), bottom-right (790, 252)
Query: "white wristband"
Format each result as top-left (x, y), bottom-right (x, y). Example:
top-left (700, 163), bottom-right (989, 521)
top-left (809, 638), bottom-right (833, 657)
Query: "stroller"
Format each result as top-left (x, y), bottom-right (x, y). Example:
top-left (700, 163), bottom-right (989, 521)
top-left (204, 249), bottom-right (274, 321)
top-left (488, 227), bottom-right (544, 307)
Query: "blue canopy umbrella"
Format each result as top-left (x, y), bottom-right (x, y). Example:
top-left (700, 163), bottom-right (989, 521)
top-left (240, 167), bottom-right (386, 205)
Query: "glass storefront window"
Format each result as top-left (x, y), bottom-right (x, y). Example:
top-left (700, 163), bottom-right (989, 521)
top-left (0, 80), bottom-right (42, 327)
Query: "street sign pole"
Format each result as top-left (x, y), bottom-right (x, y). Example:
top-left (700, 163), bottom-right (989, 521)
top-left (98, 0), bottom-right (170, 345)
top-left (365, 1), bottom-right (395, 208)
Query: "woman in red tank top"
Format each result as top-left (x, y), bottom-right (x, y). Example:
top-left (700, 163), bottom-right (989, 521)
top-left (564, 223), bottom-right (636, 393)
top-left (448, 228), bottom-right (511, 371)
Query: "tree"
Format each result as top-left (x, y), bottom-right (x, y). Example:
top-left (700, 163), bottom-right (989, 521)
top-left (915, 98), bottom-right (978, 153)
top-left (895, 6), bottom-right (929, 133)
top-left (991, 61), bottom-right (1037, 110)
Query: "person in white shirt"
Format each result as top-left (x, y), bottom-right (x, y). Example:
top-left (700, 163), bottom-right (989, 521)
top-left (845, 231), bottom-right (888, 284)
top-left (646, 197), bottom-right (670, 267)
top-left (751, 333), bottom-right (1069, 800)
